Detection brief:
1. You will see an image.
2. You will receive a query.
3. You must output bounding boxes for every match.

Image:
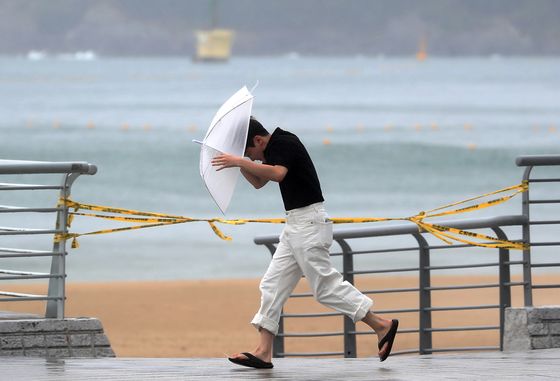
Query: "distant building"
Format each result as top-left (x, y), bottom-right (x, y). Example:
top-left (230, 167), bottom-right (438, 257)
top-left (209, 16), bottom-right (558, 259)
top-left (194, 29), bottom-right (234, 62)
top-left (193, 0), bottom-right (233, 62)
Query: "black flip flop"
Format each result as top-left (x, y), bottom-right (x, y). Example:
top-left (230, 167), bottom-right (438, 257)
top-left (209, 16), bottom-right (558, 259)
top-left (378, 319), bottom-right (399, 362)
top-left (228, 352), bottom-right (274, 369)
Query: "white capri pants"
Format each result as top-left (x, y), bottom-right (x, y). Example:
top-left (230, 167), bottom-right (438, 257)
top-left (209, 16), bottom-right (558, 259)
top-left (251, 202), bottom-right (373, 335)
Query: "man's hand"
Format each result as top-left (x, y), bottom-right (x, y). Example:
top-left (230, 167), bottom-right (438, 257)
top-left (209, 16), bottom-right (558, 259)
top-left (211, 153), bottom-right (288, 189)
top-left (212, 154), bottom-right (242, 171)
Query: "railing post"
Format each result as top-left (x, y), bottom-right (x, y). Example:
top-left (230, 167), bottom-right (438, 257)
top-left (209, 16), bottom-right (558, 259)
top-left (414, 232), bottom-right (432, 355)
top-left (337, 239), bottom-right (357, 358)
top-left (45, 172), bottom-right (79, 319)
top-left (521, 167), bottom-right (534, 306)
top-left (493, 227), bottom-right (512, 351)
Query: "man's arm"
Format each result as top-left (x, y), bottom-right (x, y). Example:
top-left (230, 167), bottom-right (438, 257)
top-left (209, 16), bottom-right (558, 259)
top-left (212, 154), bottom-right (287, 189)
top-left (240, 167), bottom-right (268, 189)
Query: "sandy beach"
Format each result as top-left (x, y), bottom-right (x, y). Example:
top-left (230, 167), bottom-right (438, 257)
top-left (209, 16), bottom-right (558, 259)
top-left (2, 274), bottom-right (558, 358)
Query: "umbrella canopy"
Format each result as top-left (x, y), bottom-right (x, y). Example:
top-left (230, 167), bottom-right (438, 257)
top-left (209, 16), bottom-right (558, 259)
top-left (196, 86), bottom-right (254, 214)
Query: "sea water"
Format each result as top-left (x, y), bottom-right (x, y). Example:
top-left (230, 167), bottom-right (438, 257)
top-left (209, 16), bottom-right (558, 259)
top-left (0, 56), bottom-right (559, 281)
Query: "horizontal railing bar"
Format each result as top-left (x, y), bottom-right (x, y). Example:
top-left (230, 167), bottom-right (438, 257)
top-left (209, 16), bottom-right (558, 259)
top-left (530, 220), bottom-right (560, 225)
top-left (336, 241), bottom-right (506, 255)
top-left (0, 247), bottom-right (56, 254)
top-left (425, 283), bottom-right (499, 291)
top-left (0, 160), bottom-right (97, 175)
top-left (0, 183), bottom-right (63, 190)
top-left (502, 282), bottom-right (526, 287)
top-left (530, 242), bottom-right (560, 247)
top-left (352, 328), bottom-right (418, 335)
top-left (527, 178), bottom-right (560, 183)
top-left (0, 269), bottom-right (50, 276)
top-left (350, 267), bottom-right (420, 275)
top-left (426, 262), bottom-right (499, 271)
top-left (279, 352), bottom-right (345, 357)
top-left (0, 247), bottom-right (61, 258)
top-left (391, 349), bottom-right (420, 355)
top-left (282, 312), bottom-right (342, 318)
top-left (426, 325), bottom-right (499, 332)
top-left (0, 252), bottom-right (60, 258)
top-left (503, 260), bottom-right (526, 266)
top-left (0, 206), bottom-right (62, 213)
top-left (529, 199), bottom-right (560, 204)
top-left (279, 331), bottom-right (344, 338)
top-left (362, 287), bottom-right (420, 295)
top-left (532, 262), bottom-right (560, 268)
top-left (255, 215), bottom-right (527, 245)
top-left (0, 291), bottom-right (46, 298)
top-left (0, 228), bottom-right (62, 236)
top-left (0, 275), bottom-right (62, 281)
top-left (516, 154), bottom-right (560, 167)
top-left (291, 282), bottom-right (527, 298)
top-left (427, 346), bottom-right (499, 353)
top-left (374, 308), bottom-right (419, 314)
top-left (532, 284), bottom-right (560, 289)
top-left (342, 246), bottom-right (421, 256)
top-left (425, 244), bottom-right (472, 250)
top-left (426, 304), bottom-right (500, 312)
top-left (428, 240), bottom-right (523, 250)
top-left (0, 296), bottom-right (62, 302)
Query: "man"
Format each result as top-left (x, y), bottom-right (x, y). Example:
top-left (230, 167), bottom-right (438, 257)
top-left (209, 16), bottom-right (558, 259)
top-left (212, 117), bottom-right (398, 369)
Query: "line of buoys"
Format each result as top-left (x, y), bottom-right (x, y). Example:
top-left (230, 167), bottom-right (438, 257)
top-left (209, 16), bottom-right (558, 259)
top-left (530, 125), bottom-right (559, 134)
top-left (467, 143), bottom-right (477, 150)
top-left (21, 121), bottom-right (558, 139)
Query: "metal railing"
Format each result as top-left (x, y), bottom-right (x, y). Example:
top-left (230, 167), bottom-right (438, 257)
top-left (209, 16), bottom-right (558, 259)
top-left (0, 160), bottom-right (97, 319)
top-left (254, 154), bottom-right (560, 357)
top-left (517, 155), bottom-right (560, 305)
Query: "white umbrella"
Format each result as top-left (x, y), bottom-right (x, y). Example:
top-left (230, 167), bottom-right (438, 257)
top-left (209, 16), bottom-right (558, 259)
top-left (194, 86), bottom-right (254, 214)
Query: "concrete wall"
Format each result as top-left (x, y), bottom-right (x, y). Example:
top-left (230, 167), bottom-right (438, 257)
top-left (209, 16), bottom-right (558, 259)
top-left (0, 317), bottom-right (115, 357)
top-left (504, 306), bottom-right (560, 351)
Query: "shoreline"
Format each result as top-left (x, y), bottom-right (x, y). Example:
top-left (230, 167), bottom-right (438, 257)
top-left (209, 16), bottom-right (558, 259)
top-left (1, 274), bottom-right (558, 357)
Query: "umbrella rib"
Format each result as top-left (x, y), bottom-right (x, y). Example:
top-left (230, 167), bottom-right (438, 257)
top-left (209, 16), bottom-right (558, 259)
top-left (204, 96), bottom-right (253, 142)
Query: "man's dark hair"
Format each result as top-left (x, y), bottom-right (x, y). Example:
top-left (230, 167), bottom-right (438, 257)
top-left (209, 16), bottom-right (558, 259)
top-left (246, 117), bottom-right (269, 147)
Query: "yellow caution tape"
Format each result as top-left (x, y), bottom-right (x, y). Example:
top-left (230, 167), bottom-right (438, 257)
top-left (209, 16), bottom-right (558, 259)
top-left (54, 182), bottom-right (528, 250)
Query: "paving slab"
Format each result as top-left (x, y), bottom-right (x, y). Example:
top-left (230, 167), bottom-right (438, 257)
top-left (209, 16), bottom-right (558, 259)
top-left (1, 349), bottom-right (559, 380)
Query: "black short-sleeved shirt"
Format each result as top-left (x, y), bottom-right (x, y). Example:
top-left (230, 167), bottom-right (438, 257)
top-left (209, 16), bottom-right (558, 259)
top-left (263, 128), bottom-right (324, 211)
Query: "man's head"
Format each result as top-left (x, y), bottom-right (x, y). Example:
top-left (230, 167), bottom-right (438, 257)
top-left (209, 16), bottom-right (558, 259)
top-left (245, 117), bottom-right (270, 161)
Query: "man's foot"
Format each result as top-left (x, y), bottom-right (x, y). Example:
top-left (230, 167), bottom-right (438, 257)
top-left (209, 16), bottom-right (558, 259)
top-left (377, 319), bottom-right (399, 362)
top-left (228, 352), bottom-right (273, 369)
